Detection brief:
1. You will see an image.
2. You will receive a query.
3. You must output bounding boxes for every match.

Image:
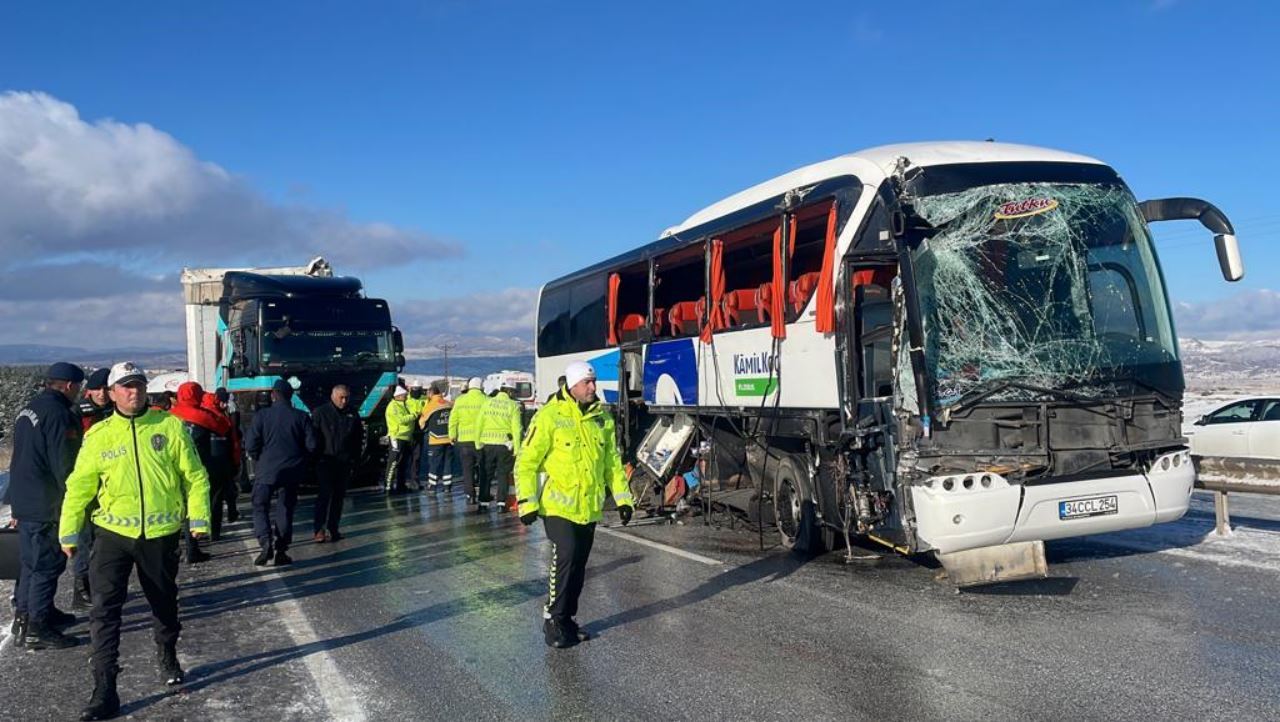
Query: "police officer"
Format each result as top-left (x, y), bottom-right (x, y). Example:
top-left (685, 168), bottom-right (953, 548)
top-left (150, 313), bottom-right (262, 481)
top-left (515, 361), bottom-right (634, 648)
top-left (475, 380), bottom-right (523, 513)
top-left (59, 361), bottom-right (211, 720)
top-left (383, 384), bottom-right (416, 493)
top-left (6, 361), bottom-right (84, 649)
top-left (245, 379), bottom-right (317, 566)
top-left (406, 382), bottom-right (427, 488)
top-left (449, 377), bottom-right (488, 507)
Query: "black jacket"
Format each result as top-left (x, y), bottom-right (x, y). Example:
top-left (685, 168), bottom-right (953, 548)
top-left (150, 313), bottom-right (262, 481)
top-left (312, 402), bottom-right (363, 464)
top-left (5, 388), bottom-right (82, 522)
top-left (244, 400), bottom-right (318, 485)
top-left (182, 421), bottom-right (215, 475)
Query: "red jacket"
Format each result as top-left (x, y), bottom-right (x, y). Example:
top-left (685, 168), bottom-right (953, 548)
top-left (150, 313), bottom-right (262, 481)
top-left (202, 391), bottom-right (242, 473)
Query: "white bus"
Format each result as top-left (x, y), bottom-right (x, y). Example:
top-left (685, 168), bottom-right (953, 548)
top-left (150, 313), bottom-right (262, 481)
top-left (535, 142), bottom-right (1243, 582)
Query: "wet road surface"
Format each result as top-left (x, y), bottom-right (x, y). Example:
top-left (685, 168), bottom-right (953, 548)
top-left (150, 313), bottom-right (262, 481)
top-left (3, 488), bottom-right (1278, 721)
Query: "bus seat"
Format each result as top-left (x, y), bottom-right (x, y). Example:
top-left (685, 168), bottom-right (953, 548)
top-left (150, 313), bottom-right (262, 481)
top-left (723, 289), bottom-right (758, 326)
top-left (668, 300), bottom-right (701, 336)
top-left (754, 282), bottom-right (775, 323)
top-left (619, 313), bottom-right (647, 343)
top-left (789, 272), bottom-right (820, 313)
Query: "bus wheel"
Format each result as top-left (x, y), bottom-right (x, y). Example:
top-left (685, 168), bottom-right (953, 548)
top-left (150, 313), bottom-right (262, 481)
top-left (773, 456), bottom-right (821, 554)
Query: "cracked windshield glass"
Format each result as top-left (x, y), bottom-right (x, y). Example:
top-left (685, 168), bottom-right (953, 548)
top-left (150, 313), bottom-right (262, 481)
top-left (907, 181), bottom-right (1179, 408)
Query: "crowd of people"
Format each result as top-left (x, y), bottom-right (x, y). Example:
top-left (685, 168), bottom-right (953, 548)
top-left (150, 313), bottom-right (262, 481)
top-left (2, 358), bottom-right (635, 719)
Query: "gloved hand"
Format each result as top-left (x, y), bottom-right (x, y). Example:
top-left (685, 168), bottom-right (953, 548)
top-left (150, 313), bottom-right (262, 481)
top-left (520, 511), bottom-right (538, 526)
top-left (618, 505), bottom-right (633, 526)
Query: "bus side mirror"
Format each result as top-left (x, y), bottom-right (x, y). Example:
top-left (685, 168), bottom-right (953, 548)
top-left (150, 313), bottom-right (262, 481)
top-left (1139, 197), bottom-right (1244, 282)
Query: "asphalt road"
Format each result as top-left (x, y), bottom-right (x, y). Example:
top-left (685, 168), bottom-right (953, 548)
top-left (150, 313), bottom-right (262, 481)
top-left (2, 487), bottom-right (1278, 721)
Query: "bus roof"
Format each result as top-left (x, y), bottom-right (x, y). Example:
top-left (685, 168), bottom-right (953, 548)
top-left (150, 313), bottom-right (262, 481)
top-left (543, 141), bottom-right (1107, 290)
top-left (663, 141), bottom-right (1105, 238)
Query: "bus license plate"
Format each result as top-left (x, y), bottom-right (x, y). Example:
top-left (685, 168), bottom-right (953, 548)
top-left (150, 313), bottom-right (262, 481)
top-left (1059, 495), bottom-right (1118, 520)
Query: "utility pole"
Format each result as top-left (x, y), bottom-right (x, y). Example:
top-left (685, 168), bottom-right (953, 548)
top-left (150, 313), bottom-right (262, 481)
top-left (437, 342), bottom-right (458, 386)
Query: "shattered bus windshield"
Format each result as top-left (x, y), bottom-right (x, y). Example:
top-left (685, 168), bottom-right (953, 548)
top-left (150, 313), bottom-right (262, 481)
top-left (908, 181), bottom-right (1180, 407)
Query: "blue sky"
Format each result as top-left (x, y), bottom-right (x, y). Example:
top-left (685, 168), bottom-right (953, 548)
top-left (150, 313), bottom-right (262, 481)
top-left (1, 0), bottom-right (1277, 350)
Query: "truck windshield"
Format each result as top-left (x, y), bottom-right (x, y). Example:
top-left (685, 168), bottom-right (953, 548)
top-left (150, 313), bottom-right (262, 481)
top-left (261, 326), bottom-right (394, 366)
top-left (907, 181), bottom-right (1180, 407)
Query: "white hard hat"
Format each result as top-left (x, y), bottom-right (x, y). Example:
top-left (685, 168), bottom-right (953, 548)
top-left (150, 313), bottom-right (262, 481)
top-left (467, 376), bottom-right (484, 390)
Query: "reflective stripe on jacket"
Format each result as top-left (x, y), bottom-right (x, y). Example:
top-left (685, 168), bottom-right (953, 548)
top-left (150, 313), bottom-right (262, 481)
top-left (475, 391), bottom-right (523, 453)
top-left (447, 388), bottom-right (487, 444)
top-left (58, 409), bottom-right (211, 544)
top-left (514, 389), bottom-right (632, 524)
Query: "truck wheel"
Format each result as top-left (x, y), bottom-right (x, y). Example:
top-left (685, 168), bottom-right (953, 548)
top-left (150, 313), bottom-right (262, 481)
top-left (773, 455), bottom-right (823, 555)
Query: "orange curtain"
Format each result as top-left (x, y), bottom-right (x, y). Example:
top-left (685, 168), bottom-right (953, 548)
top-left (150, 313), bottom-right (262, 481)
top-left (815, 200), bottom-right (839, 334)
top-left (788, 214), bottom-right (798, 258)
top-left (701, 239), bottom-right (726, 344)
top-left (770, 225), bottom-right (787, 339)
top-left (606, 272), bottom-right (621, 346)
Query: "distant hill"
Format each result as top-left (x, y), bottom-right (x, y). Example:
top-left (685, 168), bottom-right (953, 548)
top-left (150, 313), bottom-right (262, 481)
top-left (403, 354), bottom-right (533, 378)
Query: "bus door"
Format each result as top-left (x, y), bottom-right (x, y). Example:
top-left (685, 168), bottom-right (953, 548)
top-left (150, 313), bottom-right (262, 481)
top-left (843, 261), bottom-right (898, 486)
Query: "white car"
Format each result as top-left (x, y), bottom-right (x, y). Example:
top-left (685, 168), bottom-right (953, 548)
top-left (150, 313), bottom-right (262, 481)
top-left (1187, 397), bottom-right (1280, 460)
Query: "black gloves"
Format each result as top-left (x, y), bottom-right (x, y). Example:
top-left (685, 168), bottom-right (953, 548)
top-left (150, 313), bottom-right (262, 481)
top-left (618, 505), bottom-right (633, 526)
top-left (520, 511), bottom-right (539, 526)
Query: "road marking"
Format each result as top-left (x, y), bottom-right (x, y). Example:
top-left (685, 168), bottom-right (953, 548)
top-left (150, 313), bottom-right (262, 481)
top-left (241, 540), bottom-right (368, 721)
top-left (596, 526), bottom-right (723, 567)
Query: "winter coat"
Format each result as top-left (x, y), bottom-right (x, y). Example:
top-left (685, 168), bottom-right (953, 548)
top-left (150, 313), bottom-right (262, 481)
top-left (5, 388), bottom-right (82, 522)
top-left (244, 395), bottom-right (317, 485)
top-left (313, 401), bottom-right (364, 463)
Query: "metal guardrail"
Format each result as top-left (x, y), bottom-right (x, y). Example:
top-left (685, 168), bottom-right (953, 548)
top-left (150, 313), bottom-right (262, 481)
top-left (1192, 456), bottom-right (1280, 535)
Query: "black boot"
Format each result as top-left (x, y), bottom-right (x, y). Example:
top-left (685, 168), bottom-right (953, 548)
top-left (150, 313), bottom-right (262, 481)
top-left (23, 620), bottom-right (77, 650)
top-left (47, 606), bottom-right (77, 628)
top-left (542, 618), bottom-right (575, 649)
top-left (157, 642), bottom-right (184, 685)
top-left (10, 613), bottom-right (28, 646)
top-left (564, 618), bottom-right (590, 642)
top-left (253, 546), bottom-right (273, 566)
top-left (273, 549), bottom-right (292, 566)
top-left (80, 666), bottom-right (120, 720)
top-left (73, 576), bottom-right (93, 611)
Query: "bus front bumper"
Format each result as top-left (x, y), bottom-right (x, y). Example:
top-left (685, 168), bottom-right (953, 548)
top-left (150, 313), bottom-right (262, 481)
top-left (909, 450), bottom-right (1195, 555)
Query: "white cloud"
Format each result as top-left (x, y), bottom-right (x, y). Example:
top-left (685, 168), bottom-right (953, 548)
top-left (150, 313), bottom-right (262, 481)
top-left (0, 91), bottom-right (462, 275)
top-left (0, 292), bottom-right (186, 349)
top-left (1174, 289), bottom-right (1280, 339)
top-left (394, 287), bottom-right (537, 355)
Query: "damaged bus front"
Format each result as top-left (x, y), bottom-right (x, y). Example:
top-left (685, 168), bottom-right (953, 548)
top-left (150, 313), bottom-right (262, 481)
top-left (875, 160), bottom-right (1243, 582)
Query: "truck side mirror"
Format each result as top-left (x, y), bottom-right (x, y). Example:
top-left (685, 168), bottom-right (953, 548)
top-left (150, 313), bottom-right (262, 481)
top-left (395, 353), bottom-right (406, 369)
top-left (1139, 197), bottom-right (1244, 282)
top-left (1214, 233), bottom-right (1244, 282)
top-left (392, 328), bottom-right (404, 354)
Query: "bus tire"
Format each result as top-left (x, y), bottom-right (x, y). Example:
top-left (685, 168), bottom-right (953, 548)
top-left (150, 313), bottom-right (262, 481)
top-left (773, 455), bottom-right (823, 555)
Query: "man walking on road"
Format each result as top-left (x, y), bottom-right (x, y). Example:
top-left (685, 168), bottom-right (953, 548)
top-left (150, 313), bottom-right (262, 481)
top-left (201, 391), bottom-right (240, 540)
top-left (6, 362), bottom-right (84, 649)
top-left (515, 361), bottom-right (634, 648)
top-left (245, 379), bottom-right (317, 566)
top-left (169, 381), bottom-right (228, 563)
top-left (475, 380), bottom-right (523, 513)
top-left (449, 377), bottom-right (488, 508)
top-left (58, 361), bottom-right (211, 720)
top-left (312, 384), bottom-right (363, 542)
top-left (72, 367), bottom-right (113, 610)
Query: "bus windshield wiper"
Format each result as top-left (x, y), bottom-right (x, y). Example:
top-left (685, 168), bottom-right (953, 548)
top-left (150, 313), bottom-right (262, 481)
top-left (947, 378), bottom-right (1099, 415)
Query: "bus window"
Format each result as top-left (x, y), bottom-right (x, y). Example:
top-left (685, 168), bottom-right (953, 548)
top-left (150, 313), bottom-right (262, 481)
top-left (537, 273), bottom-right (608, 357)
top-left (612, 262), bottom-right (650, 344)
top-left (654, 243), bottom-right (706, 338)
top-left (720, 217), bottom-right (776, 329)
top-left (789, 201), bottom-right (835, 321)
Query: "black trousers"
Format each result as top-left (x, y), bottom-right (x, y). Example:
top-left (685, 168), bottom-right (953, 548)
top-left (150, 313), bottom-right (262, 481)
top-left (425, 444), bottom-right (454, 487)
top-left (207, 471), bottom-right (229, 539)
top-left (89, 528), bottom-right (180, 673)
top-left (16, 520), bottom-right (65, 624)
top-left (542, 515), bottom-right (596, 623)
top-left (384, 441), bottom-right (411, 491)
top-left (314, 459), bottom-right (351, 535)
top-left (252, 482), bottom-right (299, 553)
top-left (457, 442), bottom-right (484, 500)
top-left (479, 445), bottom-right (514, 505)
top-left (408, 437), bottom-right (424, 484)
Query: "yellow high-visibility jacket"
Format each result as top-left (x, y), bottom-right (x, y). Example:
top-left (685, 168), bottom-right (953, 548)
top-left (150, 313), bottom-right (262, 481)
top-left (448, 388), bottom-right (487, 444)
top-left (476, 391), bottom-right (523, 454)
top-left (385, 398), bottom-right (417, 442)
top-left (515, 389), bottom-right (632, 524)
top-left (58, 410), bottom-right (211, 545)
